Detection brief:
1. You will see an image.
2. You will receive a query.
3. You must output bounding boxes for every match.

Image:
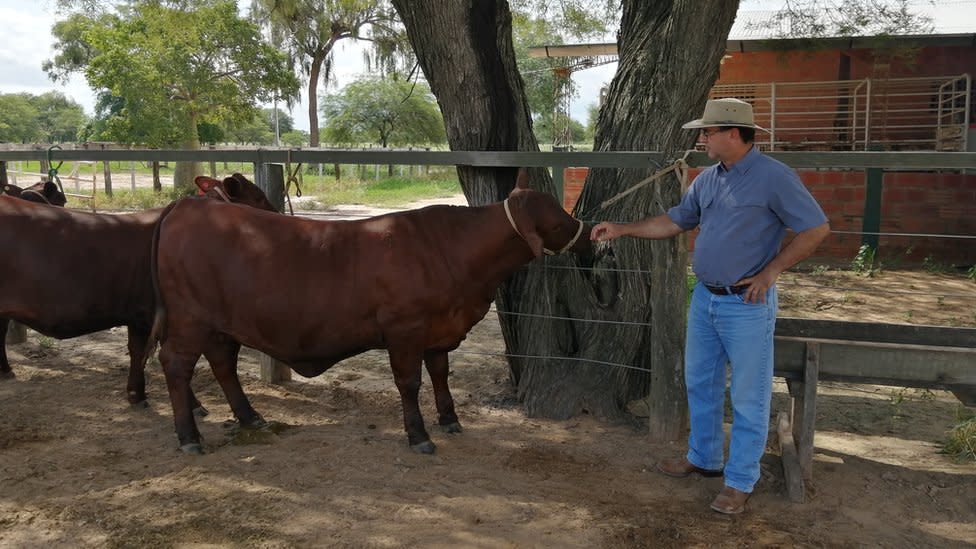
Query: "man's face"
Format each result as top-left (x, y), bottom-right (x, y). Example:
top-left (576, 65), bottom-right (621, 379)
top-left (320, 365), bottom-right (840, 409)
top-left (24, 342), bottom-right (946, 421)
top-left (698, 126), bottom-right (735, 161)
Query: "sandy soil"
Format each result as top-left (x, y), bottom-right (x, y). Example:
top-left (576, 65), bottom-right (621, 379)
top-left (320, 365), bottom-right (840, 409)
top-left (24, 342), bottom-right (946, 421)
top-left (1, 208), bottom-right (974, 547)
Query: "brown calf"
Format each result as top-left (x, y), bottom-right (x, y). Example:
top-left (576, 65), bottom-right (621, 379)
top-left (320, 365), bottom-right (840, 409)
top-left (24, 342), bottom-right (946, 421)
top-left (148, 169), bottom-right (591, 454)
top-left (0, 175), bottom-right (277, 413)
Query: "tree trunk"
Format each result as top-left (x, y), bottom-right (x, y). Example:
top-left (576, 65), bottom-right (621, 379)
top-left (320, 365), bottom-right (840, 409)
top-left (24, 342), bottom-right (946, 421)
top-left (103, 160), bottom-right (113, 198)
top-left (152, 161), bottom-right (162, 192)
top-left (173, 113), bottom-right (202, 196)
top-left (308, 51), bottom-right (325, 148)
top-left (392, 0), bottom-right (738, 439)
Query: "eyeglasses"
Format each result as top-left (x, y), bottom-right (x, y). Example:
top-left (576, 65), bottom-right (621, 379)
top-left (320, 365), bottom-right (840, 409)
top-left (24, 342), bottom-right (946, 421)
top-left (700, 128), bottom-right (731, 138)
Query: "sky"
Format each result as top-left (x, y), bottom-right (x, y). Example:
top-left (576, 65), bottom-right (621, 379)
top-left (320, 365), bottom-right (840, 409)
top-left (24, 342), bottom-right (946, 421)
top-left (1, 0), bottom-right (974, 133)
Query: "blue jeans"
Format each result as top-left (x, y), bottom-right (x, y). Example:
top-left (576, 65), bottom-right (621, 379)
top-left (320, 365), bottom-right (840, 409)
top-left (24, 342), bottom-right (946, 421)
top-left (685, 281), bottom-right (778, 493)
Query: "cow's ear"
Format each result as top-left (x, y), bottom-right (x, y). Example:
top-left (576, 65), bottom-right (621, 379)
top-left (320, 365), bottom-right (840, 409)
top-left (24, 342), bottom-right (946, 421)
top-left (515, 168), bottom-right (529, 190)
top-left (43, 180), bottom-right (58, 194)
top-left (222, 176), bottom-right (241, 198)
top-left (194, 176), bottom-right (219, 194)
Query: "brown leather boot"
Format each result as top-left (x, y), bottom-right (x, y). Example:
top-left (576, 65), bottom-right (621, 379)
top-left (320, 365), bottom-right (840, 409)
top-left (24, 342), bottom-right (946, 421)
top-left (655, 457), bottom-right (723, 478)
top-left (710, 486), bottom-right (750, 514)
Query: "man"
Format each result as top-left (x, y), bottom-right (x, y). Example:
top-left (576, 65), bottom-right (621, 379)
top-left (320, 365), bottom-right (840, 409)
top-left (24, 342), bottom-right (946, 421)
top-left (591, 98), bottom-right (829, 514)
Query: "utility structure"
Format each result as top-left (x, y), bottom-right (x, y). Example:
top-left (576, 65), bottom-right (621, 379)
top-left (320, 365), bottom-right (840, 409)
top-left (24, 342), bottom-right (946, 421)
top-left (528, 43), bottom-right (617, 148)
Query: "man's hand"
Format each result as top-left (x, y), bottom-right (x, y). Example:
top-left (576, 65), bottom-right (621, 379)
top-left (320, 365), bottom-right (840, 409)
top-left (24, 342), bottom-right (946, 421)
top-left (590, 222), bottom-right (624, 242)
top-left (734, 269), bottom-right (779, 304)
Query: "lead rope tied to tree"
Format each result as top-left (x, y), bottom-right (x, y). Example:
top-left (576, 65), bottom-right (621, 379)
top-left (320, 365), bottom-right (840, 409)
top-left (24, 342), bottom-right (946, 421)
top-left (598, 149), bottom-right (693, 211)
top-left (46, 145), bottom-right (65, 194)
top-left (283, 149), bottom-right (304, 216)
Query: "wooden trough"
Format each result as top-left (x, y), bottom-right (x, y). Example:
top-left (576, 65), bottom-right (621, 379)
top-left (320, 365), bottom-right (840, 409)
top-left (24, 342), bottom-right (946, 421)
top-left (773, 318), bottom-right (976, 502)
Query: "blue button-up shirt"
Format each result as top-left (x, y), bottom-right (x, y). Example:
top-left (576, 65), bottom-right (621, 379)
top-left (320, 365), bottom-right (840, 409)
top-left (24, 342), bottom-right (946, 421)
top-left (667, 147), bottom-right (827, 287)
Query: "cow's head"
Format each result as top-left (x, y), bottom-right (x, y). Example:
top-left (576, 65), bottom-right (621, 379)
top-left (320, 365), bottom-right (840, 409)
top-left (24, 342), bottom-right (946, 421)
top-left (3, 180), bottom-right (67, 207)
top-left (194, 173), bottom-right (279, 212)
top-left (505, 168), bottom-right (591, 257)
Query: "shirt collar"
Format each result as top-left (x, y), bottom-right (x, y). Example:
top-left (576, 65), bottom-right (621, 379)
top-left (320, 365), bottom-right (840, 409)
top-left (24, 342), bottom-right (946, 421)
top-left (718, 146), bottom-right (761, 175)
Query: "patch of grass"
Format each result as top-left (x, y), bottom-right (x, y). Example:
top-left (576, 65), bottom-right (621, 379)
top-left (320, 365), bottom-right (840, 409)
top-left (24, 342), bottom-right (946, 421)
top-left (85, 187), bottom-right (182, 211)
top-left (811, 264), bottom-right (830, 276)
top-left (942, 414), bottom-right (976, 463)
top-left (851, 244), bottom-right (879, 276)
top-left (301, 170), bottom-right (462, 208)
top-left (922, 255), bottom-right (949, 274)
top-left (967, 264), bottom-right (976, 282)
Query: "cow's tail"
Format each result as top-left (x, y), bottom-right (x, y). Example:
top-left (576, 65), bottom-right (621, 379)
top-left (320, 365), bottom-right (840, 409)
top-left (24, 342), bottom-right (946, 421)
top-left (139, 199), bottom-right (181, 374)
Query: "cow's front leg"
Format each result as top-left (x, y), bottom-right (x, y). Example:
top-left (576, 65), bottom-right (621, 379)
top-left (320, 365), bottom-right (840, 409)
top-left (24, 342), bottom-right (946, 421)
top-left (159, 344), bottom-right (204, 454)
top-left (388, 347), bottom-right (433, 453)
top-left (424, 350), bottom-right (461, 433)
top-left (0, 318), bottom-right (13, 380)
top-left (204, 340), bottom-right (265, 429)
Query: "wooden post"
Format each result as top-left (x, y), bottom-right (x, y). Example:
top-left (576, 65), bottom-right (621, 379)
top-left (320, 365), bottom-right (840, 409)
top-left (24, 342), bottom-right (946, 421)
top-left (208, 145), bottom-right (217, 178)
top-left (253, 161), bottom-right (290, 384)
top-left (777, 412), bottom-right (805, 502)
top-left (796, 342), bottom-right (819, 481)
top-left (0, 160), bottom-right (7, 187)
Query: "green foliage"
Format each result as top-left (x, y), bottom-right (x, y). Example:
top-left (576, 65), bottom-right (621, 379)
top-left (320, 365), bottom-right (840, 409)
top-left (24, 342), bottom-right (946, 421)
top-left (750, 0), bottom-right (934, 38)
top-left (251, 0), bottom-right (402, 146)
top-left (851, 244), bottom-right (878, 276)
top-left (88, 187), bottom-right (182, 210)
top-left (321, 76), bottom-right (446, 147)
top-left (968, 264), bottom-right (976, 282)
top-left (510, 1), bottom-right (615, 134)
top-left (280, 130), bottom-right (309, 147)
top-left (0, 94), bottom-right (41, 143)
top-left (942, 414), bottom-right (976, 463)
top-left (47, 1), bottom-right (299, 147)
top-left (922, 255), bottom-right (948, 274)
top-left (0, 92), bottom-right (87, 143)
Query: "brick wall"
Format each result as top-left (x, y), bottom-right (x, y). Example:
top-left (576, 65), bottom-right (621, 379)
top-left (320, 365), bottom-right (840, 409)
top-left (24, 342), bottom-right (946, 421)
top-left (561, 167), bottom-right (976, 264)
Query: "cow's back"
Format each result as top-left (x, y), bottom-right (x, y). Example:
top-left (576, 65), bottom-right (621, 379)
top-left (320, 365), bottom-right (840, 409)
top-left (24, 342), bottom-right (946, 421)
top-left (0, 196), bottom-right (160, 337)
top-left (155, 199), bottom-right (509, 370)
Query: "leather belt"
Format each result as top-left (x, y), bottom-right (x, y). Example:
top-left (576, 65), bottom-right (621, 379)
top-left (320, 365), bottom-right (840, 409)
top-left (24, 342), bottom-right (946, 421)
top-left (704, 284), bottom-right (746, 295)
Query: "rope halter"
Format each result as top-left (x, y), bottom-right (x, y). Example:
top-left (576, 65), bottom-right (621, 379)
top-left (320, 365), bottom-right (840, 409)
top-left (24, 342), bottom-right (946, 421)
top-left (503, 198), bottom-right (584, 256)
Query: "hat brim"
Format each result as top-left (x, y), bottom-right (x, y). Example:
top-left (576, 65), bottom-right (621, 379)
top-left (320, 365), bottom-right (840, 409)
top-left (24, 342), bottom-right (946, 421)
top-left (681, 118), bottom-right (768, 132)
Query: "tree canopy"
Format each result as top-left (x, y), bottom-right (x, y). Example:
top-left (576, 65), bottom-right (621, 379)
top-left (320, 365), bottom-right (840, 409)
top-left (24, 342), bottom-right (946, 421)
top-left (321, 76), bottom-right (445, 147)
top-left (250, 0), bottom-right (402, 148)
top-left (0, 92), bottom-right (87, 143)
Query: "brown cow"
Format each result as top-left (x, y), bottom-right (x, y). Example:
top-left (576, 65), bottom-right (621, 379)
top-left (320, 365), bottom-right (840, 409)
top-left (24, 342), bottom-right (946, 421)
top-left (0, 174), bottom-right (277, 414)
top-left (147, 169), bottom-right (591, 454)
top-left (2, 180), bottom-right (67, 206)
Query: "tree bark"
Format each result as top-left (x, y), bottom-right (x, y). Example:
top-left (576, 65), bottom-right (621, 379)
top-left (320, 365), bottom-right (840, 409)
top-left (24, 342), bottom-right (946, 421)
top-left (392, 0), bottom-right (738, 440)
top-left (308, 51), bottom-right (325, 148)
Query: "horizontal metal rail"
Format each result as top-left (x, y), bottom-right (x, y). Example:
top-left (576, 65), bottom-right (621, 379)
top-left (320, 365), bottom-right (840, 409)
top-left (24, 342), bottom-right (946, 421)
top-left (1, 148), bottom-right (974, 170)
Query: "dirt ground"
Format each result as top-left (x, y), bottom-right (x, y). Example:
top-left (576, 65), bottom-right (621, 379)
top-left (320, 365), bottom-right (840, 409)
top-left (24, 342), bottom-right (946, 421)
top-left (2, 209), bottom-right (975, 547)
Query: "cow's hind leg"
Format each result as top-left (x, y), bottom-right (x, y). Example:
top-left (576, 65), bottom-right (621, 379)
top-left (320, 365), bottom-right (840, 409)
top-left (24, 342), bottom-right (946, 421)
top-left (204, 340), bottom-right (266, 430)
top-left (389, 347), bottom-right (434, 454)
top-left (159, 344), bottom-right (205, 454)
top-left (126, 326), bottom-right (209, 415)
top-left (424, 350), bottom-right (461, 433)
top-left (0, 318), bottom-right (13, 379)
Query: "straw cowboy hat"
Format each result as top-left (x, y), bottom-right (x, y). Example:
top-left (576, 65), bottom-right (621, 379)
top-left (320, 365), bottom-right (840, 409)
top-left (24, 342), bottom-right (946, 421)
top-left (681, 98), bottom-right (767, 131)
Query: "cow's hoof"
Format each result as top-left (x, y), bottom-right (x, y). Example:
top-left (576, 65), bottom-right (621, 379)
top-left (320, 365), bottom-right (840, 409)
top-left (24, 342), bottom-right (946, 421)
top-left (129, 399), bottom-right (149, 410)
top-left (410, 440), bottom-right (437, 454)
top-left (0, 370), bottom-right (15, 380)
top-left (440, 422), bottom-right (463, 434)
top-left (179, 443), bottom-right (204, 455)
top-left (193, 405), bottom-right (209, 417)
